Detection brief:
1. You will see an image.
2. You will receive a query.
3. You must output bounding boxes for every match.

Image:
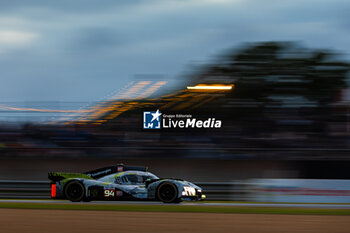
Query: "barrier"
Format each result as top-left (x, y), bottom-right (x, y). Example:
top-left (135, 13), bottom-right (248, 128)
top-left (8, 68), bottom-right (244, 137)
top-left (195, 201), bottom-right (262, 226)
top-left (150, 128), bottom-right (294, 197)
top-left (250, 179), bottom-right (350, 203)
top-left (0, 180), bottom-right (243, 201)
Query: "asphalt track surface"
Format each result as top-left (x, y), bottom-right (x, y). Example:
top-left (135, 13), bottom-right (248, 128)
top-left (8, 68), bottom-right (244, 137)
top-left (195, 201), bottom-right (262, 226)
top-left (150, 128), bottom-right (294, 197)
top-left (1, 199), bottom-right (350, 209)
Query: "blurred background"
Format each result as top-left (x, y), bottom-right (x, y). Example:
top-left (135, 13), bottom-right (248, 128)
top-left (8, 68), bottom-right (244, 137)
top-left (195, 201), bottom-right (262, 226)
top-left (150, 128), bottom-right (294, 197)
top-left (0, 0), bottom-right (350, 202)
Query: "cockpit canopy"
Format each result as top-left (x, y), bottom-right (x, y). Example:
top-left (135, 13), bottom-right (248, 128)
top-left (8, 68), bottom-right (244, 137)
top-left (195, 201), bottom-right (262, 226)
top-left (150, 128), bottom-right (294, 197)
top-left (114, 171), bottom-right (159, 185)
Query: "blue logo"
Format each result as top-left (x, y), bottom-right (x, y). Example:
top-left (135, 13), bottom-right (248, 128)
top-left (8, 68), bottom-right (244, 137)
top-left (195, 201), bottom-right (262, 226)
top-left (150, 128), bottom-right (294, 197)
top-left (143, 110), bottom-right (162, 129)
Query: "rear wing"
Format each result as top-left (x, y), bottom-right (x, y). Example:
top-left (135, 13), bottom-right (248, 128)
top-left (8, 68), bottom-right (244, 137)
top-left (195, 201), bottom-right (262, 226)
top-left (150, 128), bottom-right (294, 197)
top-left (48, 172), bottom-right (94, 182)
top-left (84, 164), bottom-right (148, 179)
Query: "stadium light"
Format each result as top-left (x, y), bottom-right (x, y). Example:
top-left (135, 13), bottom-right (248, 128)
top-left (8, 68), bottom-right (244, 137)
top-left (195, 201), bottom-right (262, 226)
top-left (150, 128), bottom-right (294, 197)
top-left (187, 84), bottom-right (234, 90)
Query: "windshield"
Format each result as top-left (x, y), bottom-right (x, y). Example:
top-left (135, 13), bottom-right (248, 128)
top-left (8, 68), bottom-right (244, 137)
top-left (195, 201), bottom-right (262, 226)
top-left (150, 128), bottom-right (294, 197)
top-left (115, 172), bottom-right (158, 185)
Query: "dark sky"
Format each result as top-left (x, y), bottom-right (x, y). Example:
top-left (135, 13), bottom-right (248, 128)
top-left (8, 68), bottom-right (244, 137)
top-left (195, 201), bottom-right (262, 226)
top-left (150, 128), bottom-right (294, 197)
top-left (0, 0), bottom-right (349, 101)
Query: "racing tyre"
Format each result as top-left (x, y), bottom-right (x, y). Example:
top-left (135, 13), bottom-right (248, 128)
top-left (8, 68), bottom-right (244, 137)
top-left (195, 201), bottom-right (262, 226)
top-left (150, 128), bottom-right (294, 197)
top-left (64, 181), bottom-right (85, 202)
top-left (157, 182), bottom-right (179, 203)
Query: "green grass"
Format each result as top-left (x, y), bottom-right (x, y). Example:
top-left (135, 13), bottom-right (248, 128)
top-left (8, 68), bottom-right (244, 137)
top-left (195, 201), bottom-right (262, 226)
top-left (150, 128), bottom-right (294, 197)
top-left (0, 202), bottom-right (350, 215)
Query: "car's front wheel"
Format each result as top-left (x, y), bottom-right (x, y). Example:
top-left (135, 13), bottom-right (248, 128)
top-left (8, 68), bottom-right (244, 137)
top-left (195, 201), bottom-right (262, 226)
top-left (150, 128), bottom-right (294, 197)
top-left (64, 181), bottom-right (85, 202)
top-left (157, 182), bottom-right (180, 203)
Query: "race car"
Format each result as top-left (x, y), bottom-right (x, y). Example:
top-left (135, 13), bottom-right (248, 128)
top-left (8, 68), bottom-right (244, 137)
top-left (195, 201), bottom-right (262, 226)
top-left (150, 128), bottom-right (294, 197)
top-left (48, 164), bottom-right (206, 203)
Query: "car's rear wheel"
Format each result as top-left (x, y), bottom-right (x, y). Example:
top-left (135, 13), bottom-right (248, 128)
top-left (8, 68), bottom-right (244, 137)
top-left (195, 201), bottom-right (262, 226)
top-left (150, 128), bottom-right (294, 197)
top-left (64, 181), bottom-right (85, 202)
top-left (157, 182), bottom-right (179, 203)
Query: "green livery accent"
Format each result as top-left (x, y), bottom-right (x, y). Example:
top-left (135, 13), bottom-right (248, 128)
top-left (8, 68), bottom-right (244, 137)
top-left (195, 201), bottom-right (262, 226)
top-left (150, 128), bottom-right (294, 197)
top-left (101, 182), bottom-right (111, 185)
top-left (48, 172), bottom-right (94, 182)
top-left (113, 172), bottom-right (125, 178)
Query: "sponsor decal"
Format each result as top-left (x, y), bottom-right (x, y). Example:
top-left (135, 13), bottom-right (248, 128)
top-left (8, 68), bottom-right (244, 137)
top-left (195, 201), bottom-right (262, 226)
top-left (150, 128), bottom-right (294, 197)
top-left (117, 166), bottom-right (123, 172)
top-left (104, 189), bottom-right (115, 197)
top-left (116, 191), bottom-right (123, 196)
top-left (143, 110), bottom-right (222, 129)
top-left (88, 168), bottom-right (112, 177)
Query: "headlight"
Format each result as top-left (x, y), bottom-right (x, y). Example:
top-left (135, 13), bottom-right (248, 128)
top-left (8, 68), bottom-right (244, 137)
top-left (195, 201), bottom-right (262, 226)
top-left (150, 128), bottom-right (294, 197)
top-left (182, 186), bottom-right (196, 196)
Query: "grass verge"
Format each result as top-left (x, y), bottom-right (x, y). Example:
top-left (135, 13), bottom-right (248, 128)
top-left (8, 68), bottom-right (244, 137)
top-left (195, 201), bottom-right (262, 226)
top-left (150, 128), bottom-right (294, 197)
top-left (0, 202), bottom-right (350, 215)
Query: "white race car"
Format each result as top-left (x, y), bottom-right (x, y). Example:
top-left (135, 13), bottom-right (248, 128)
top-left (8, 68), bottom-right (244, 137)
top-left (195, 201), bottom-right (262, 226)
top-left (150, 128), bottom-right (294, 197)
top-left (49, 164), bottom-right (206, 203)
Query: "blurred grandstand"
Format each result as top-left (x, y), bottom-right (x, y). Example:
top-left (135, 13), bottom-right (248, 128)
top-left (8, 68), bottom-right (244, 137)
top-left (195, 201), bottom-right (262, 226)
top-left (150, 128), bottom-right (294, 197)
top-left (0, 42), bottom-right (350, 175)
